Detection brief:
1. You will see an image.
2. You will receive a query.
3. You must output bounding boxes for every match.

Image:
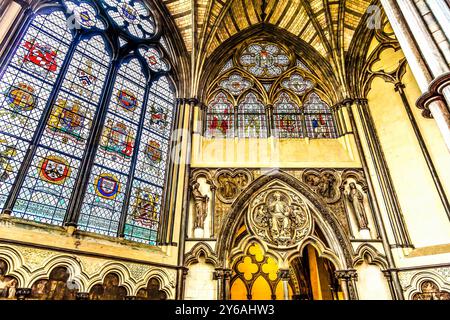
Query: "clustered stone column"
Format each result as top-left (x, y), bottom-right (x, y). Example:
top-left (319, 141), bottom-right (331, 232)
top-left (335, 269), bottom-right (359, 300)
top-left (380, 0), bottom-right (450, 150)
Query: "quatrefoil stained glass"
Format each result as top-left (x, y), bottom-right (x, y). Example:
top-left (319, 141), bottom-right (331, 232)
top-left (102, 0), bottom-right (156, 38)
top-left (218, 73), bottom-right (253, 96)
top-left (239, 43), bottom-right (290, 78)
top-left (64, 1), bottom-right (104, 30)
top-left (281, 73), bottom-right (314, 96)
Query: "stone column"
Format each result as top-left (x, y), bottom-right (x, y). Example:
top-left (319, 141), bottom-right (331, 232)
top-left (383, 270), bottom-right (397, 300)
top-left (278, 269), bottom-right (290, 300)
top-left (380, 0), bottom-right (450, 150)
top-left (223, 268), bottom-right (232, 300)
top-left (265, 104), bottom-right (274, 137)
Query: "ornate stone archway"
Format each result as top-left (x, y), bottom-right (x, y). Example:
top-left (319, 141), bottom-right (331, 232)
top-left (216, 170), bottom-right (354, 271)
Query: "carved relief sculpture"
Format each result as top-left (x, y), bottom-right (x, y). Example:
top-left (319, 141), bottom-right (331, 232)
top-left (215, 169), bottom-right (251, 203)
top-left (412, 281), bottom-right (450, 300)
top-left (192, 182), bottom-right (209, 230)
top-left (247, 188), bottom-right (312, 248)
top-left (346, 182), bottom-right (369, 230)
top-left (303, 170), bottom-right (340, 203)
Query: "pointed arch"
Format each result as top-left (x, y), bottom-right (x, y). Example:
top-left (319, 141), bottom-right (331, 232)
top-left (184, 242), bottom-right (219, 267)
top-left (216, 170), bottom-right (353, 269)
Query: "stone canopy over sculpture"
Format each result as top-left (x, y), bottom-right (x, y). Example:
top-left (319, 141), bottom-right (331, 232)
top-left (247, 188), bottom-right (312, 248)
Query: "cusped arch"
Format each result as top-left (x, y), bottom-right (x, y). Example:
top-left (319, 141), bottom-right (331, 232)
top-left (404, 271), bottom-right (450, 300)
top-left (287, 235), bottom-right (343, 270)
top-left (184, 242), bottom-right (219, 267)
top-left (26, 255), bottom-right (87, 291)
top-left (0, 245), bottom-right (27, 287)
top-left (86, 262), bottom-right (133, 295)
top-left (216, 170), bottom-right (353, 268)
top-left (134, 268), bottom-right (175, 298)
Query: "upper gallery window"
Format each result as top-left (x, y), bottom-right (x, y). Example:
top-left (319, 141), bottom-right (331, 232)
top-left (206, 41), bottom-right (337, 139)
top-left (0, 0), bottom-right (176, 245)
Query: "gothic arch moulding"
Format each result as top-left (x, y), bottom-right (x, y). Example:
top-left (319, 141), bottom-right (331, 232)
top-left (216, 170), bottom-right (353, 269)
top-left (352, 244), bottom-right (388, 270)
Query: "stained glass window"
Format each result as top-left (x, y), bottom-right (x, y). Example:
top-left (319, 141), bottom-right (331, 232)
top-left (102, 0), bottom-right (156, 39)
top-left (273, 93), bottom-right (303, 138)
top-left (206, 92), bottom-right (234, 138)
top-left (207, 40), bottom-right (338, 140)
top-left (239, 43), bottom-right (290, 78)
top-left (0, 9), bottom-right (72, 220)
top-left (237, 92), bottom-right (267, 138)
top-left (304, 93), bottom-right (337, 139)
top-left (78, 58), bottom-right (144, 236)
top-left (124, 76), bottom-right (175, 244)
top-left (281, 73), bottom-right (314, 96)
top-left (218, 73), bottom-right (252, 97)
top-left (0, 1), bottom-right (176, 245)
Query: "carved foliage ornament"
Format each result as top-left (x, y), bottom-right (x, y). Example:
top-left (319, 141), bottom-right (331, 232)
top-left (215, 169), bottom-right (252, 203)
top-left (247, 188), bottom-right (312, 249)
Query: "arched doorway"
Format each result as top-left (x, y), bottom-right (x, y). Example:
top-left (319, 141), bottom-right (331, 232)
top-left (217, 172), bottom-right (353, 300)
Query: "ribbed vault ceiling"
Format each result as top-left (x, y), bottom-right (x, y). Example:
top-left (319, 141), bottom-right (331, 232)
top-left (161, 0), bottom-right (373, 57)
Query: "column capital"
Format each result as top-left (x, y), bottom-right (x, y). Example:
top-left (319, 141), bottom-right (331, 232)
top-left (213, 268), bottom-right (224, 280)
top-left (277, 268), bottom-right (290, 280)
top-left (341, 99), bottom-right (354, 107)
top-left (15, 288), bottom-right (31, 300)
top-left (187, 98), bottom-right (199, 105)
top-left (335, 269), bottom-right (358, 280)
top-left (223, 268), bottom-right (233, 279)
top-left (382, 270), bottom-right (393, 280)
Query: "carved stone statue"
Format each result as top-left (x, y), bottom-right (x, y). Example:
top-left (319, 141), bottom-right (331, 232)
top-left (192, 182), bottom-right (209, 230)
top-left (346, 182), bottom-right (369, 229)
top-left (267, 192), bottom-right (292, 239)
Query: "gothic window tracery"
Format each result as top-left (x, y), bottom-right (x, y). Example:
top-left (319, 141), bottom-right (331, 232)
top-left (205, 92), bottom-right (234, 138)
top-left (0, 0), bottom-right (176, 245)
top-left (273, 92), bottom-right (303, 138)
top-left (204, 40), bottom-right (338, 139)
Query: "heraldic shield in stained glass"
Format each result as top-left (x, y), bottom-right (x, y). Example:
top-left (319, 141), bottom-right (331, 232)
top-left (0, 1), bottom-right (175, 245)
top-left (99, 119), bottom-right (134, 160)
